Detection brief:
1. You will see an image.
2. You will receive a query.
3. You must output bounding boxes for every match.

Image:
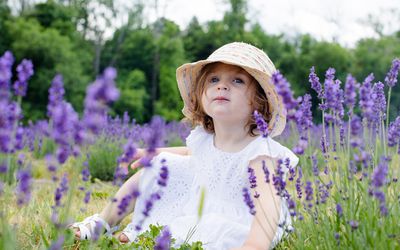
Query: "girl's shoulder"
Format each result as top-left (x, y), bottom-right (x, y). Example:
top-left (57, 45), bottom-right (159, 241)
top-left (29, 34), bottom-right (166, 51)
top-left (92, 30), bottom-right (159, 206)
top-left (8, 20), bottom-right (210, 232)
top-left (185, 125), bottom-right (211, 151)
top-left (247, 136), bottom-right (299, 169)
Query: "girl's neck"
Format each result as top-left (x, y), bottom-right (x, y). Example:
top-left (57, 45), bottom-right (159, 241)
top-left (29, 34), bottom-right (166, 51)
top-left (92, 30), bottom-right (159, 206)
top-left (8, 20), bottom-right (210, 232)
top-left (213, 121), bottom-right (258, 152)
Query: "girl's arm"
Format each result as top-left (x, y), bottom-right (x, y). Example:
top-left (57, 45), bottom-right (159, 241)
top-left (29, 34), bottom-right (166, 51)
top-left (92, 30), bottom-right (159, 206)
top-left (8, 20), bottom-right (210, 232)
top-left (124, 146), bottom-right (191, 170)
top-left (232, 156), bottom-right (281, 250)
top-left (155, 146), bottom-right (191, 155)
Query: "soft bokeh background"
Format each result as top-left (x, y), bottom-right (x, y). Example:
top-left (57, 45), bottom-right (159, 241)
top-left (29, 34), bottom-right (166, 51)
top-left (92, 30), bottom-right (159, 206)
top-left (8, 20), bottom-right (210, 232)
top-left (1, 0), bottom-right (399, 124)
top-left (1, 1), bottom-right (400, 249)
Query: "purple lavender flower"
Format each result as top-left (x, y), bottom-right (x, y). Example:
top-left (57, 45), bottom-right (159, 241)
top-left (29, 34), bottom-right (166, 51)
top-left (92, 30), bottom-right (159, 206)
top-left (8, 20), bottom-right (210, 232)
top-left (54, 173), bottom-right (69, 207)
top-left (305, 181), bottom-right (313, 202)
top-left (324, 74), bottom-right (344, 120)
top-left (387, 117), bottom-right (400, 147)
top-left (293, 137), bottom-right (307, 155)
top-left (350, 115), bottom-right (362, 136)
top-left (339, 122), bottom-right (345, 147)
top-left (0, 162), bottom-right (7, 173)
top-left (113, 166), bottom-right (127, 186)
top-left (325, 67), bottom-right (336, 81)
top-left (47, 74), bottom-right (65, 117)
top-left (51, 101), bottom-right (80, 164)
top-left (373, 190), bottom-right (388, 216)
top-left (81, 164), bottom-right (90, 182)
top-left (116, 185), bottom-right (140, 216)
top-left (384, 58), bottom-right (400, 87)
top-left (272, 159), bottom-right (289, 198)
top-left (371, 82), bottom-right (386, 122)
top-left (154, 226), bottom-right (172, 250)
top-left (0, 103), bottom-right (12, 153)
top-left (320, 135), bottom-right (328, 154)
top-left (48, 235), bottom-right (65, 250)
top-left (272, 71), bottom-right (298, 118)
top-left (242, 187), bottom-right (256, 215)
top-left (336, 203), bottom-right (343, 217)
top-left (344, 74), bottom-right (359, 113)
top-left (296, 167), bottom-right (303, 199)
top-left (83, 67), bottom-right (120, 135)
top-left (335, 232), bottom-right (340, 245)
top-left (13, 59), bottom-right (34, 97)
top-left (359, 74), bottom-right (375, 123)
top-left (371, 158), bottom-right (388, 188)
top-left (91, 221), bottom-right (103, 242)
top-left (295, 94), bottom-right (313, 133)
top-left (262, 160), bottom-right (270, 183)
top-left (349, 220), bottom-right (359, 231)
top-left (118, 139), bottom-right (137, 164)
top-left (157, 159), bottom-right (169, 187)
top-left (311, 154), bottom-right (319, 177)
top-left (0, 51), bottom-right (14, 100)
top-left (84, 190), bottom-right (91, 204)
top-left (17, 153), bottom-right (25, 166)
top-left (0, 101), bottom-right (23, 153)
top-left (288, 165), bottom-right (296, 181)
top-left (318, 183), bottom-right (330, 204)
top-left (45, 154), bottom-right (58, 181)
top-left (13, 126), bottom-right (24, 151)
top-left (287, 198), bottom-right (296, 217)
top-left (309, 66), bottom-right (323, 99)
top-left (16, 167), bottom-right (32, 206)
top-left (145, 116), bottom-right (165, 154)
top-left (253, 110), bottom-right (269, 137)
top-left (123, 111), bottom-right (130, 126)
top-left (142, 192), bottom-right (161, 217)
top-left (247, 166), bottom-right (257, 189)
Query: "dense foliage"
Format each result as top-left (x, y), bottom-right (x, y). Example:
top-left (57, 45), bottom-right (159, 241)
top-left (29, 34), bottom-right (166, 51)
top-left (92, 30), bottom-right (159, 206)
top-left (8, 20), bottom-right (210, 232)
top-left (1, 0), bottom-right (399, 123)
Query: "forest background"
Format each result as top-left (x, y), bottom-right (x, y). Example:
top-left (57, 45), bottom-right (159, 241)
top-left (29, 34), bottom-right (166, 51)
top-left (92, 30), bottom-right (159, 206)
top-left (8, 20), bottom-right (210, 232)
top-left (1, 0), bottom-right (399, 123)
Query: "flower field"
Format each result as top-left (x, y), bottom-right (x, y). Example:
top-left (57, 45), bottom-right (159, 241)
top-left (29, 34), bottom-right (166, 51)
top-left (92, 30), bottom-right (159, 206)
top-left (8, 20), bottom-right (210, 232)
top-left (0, 50), bottom-right (399, 249)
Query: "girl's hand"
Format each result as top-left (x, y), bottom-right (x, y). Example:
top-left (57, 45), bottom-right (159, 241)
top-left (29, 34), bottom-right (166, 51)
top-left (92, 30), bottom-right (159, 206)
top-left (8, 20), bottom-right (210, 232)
top-left (119, 148), bottom-right (150, 170)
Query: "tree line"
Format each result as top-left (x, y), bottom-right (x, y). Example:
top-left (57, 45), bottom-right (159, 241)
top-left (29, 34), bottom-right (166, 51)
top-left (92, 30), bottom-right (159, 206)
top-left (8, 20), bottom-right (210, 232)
top-left (1, 0), bottom-right (399, 123)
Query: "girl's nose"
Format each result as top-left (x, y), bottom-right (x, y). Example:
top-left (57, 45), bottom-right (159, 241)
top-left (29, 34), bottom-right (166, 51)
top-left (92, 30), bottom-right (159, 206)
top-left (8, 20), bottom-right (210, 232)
top-left (216, 79), bottom-right (229, 90)
top-left (217, 85), bottom-right (228, 90)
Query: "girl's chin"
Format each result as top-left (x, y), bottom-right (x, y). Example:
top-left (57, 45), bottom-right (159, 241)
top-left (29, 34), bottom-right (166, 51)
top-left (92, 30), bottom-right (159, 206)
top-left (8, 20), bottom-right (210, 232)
top-left (209, 112), bottom-right (248, 121)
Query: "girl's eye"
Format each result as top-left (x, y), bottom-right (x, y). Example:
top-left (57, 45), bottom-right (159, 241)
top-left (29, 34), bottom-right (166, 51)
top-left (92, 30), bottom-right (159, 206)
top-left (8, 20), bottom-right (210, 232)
top-left (233, 78), bottom-right (244, 84)
top-left (210, 77), bottom-right (219, 83)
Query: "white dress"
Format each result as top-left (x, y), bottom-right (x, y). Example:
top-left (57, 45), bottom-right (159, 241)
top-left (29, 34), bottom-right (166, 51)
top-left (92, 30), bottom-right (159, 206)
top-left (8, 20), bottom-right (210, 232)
top-left (127, 126), bottom-right (299, 249)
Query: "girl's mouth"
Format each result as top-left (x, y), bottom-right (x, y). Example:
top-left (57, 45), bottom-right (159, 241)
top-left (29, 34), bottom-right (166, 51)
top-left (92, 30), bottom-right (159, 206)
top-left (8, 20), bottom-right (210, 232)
top-left (214, 96), bottom-right (229, 101)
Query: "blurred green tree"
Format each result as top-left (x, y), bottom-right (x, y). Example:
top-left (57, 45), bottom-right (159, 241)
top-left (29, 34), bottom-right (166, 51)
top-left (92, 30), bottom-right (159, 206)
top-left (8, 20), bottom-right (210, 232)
top-left (6, 18), bottom-right (90, 120)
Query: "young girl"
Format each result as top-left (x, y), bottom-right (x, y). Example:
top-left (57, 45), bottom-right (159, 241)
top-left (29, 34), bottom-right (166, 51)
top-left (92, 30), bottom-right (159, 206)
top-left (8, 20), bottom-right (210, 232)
top-left (71, 42), bottom-right (298, 250)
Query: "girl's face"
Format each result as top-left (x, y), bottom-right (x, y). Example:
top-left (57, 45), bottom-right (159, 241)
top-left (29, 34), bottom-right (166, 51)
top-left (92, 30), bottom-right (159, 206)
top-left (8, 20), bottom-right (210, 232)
top-left (201, 63), bottom-right (255, 124)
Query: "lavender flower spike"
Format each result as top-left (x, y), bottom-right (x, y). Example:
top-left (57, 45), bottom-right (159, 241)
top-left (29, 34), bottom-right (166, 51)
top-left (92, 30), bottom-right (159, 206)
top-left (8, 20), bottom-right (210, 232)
top-left (154, 226), bottom-right (172, 250)
top-left (16, 167), bottom-right (32, 206)
top-left (47, 74), bottom-right (65, 117)
top-left (242, 187), bottom-right (256, 215)
top-left (253, 110), bottom-right (269, 137)
top-left (344, 74), bottom-right (359, 112)
top-left (0, 51), bottom-right (14, 100)
top-left (387, 117), bottom-right (400, 147)
top-left (271, 71), bottom-right (298, 112)
top-left (13, 59), bottom-right (34, 97)
top-left (385, 58), bottom-right (400, 88)
top-left (309, 66), bottom-right (323, 99)
top-left (371, 158), bottom-right (388, 188)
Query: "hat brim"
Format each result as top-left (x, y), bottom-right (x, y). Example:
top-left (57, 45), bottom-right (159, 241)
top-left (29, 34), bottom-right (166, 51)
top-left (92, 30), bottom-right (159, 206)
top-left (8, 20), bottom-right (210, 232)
top-left (176, 59), bottom-right (286, 137)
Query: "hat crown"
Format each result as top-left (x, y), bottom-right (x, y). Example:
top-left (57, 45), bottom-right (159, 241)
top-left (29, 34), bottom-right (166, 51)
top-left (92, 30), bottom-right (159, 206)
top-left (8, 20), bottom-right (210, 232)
top-left (207, 42), bottom-right (276, 76)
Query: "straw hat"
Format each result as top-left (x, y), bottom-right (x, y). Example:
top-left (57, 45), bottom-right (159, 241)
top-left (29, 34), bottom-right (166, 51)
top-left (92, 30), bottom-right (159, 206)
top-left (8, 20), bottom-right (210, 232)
top-left (176, 42), bottom-right (286, 137)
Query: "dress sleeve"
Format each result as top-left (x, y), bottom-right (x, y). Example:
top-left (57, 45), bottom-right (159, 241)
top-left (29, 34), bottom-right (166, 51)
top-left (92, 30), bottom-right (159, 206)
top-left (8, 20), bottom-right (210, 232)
top-left (185, 125), bottom-right (209, 153)
top-left (247, 137), bottom-right (299, 176)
